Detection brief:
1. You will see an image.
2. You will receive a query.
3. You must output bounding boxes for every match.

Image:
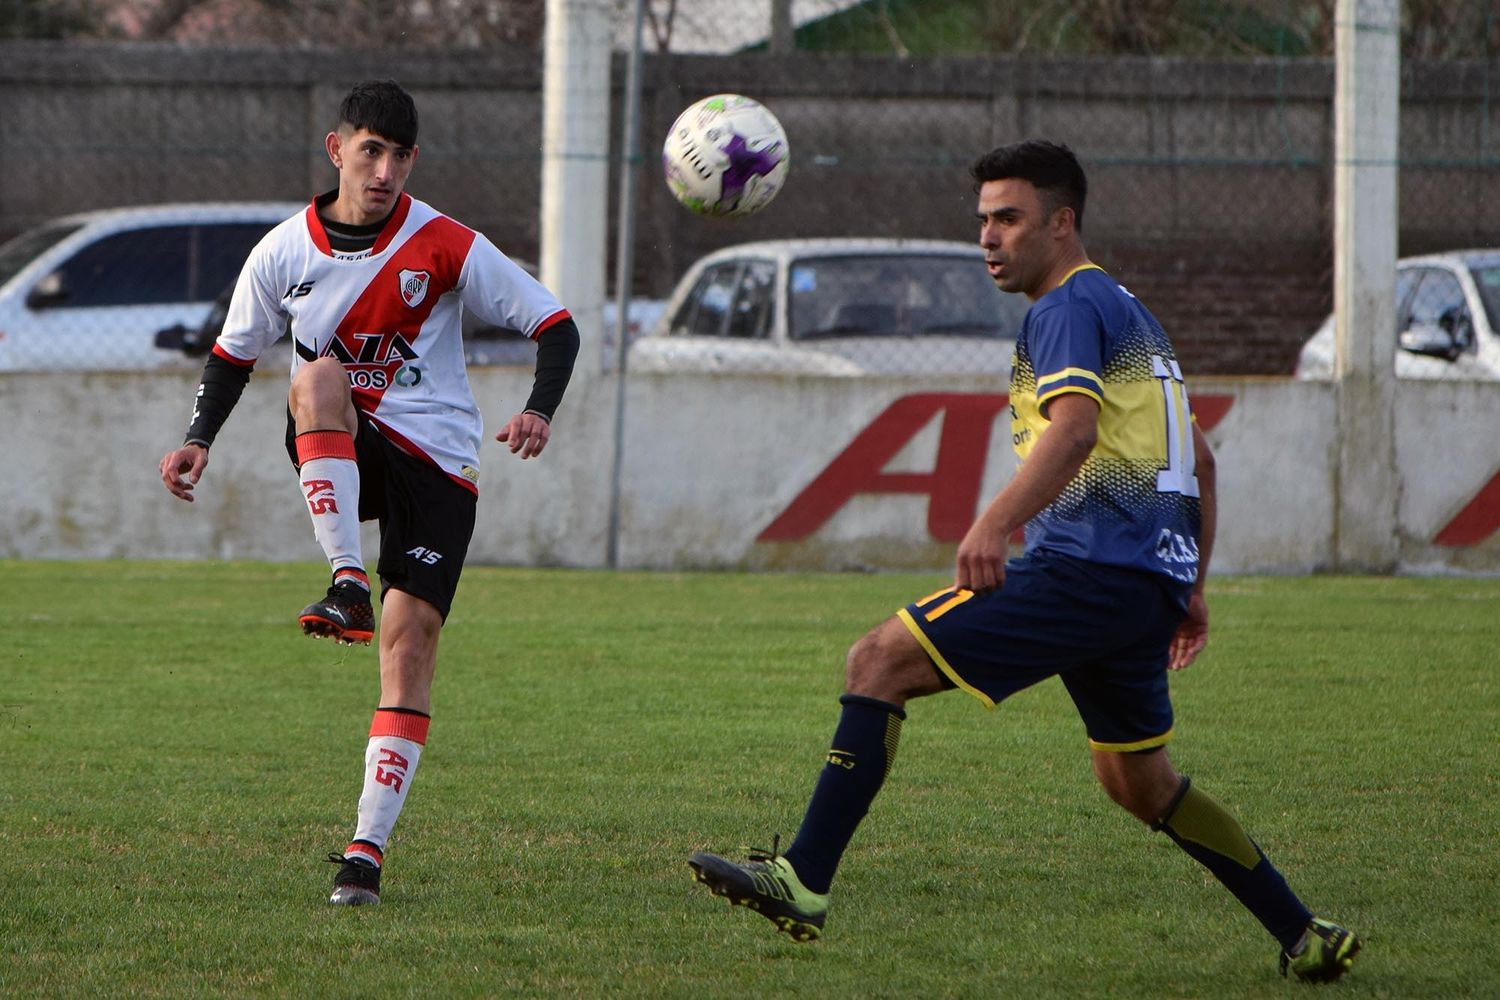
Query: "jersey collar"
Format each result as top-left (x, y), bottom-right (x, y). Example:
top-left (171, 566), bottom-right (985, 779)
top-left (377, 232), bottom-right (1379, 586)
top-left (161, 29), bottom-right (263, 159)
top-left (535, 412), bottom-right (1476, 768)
top-left (1057, 262), bottom-right (1105, 286)
top-left (304, 191), bottom-right (413, 259)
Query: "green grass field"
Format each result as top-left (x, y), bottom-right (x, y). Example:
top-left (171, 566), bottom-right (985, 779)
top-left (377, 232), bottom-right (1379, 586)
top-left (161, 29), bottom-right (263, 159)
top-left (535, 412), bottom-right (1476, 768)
top-left (2, 562), bottom-right (1496, 998)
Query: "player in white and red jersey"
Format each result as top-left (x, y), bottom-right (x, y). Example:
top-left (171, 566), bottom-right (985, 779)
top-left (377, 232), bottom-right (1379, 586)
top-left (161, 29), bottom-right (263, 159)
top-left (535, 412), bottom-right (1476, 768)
top-left (157, 80), bottom-right (581, 907)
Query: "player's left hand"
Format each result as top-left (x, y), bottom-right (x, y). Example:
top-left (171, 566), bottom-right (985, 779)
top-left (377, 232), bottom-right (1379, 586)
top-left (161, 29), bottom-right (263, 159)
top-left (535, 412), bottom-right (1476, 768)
top-left (496, 411), bottom-right (550, 459)
top-left (1168, 591), bottom-right (1209, 671)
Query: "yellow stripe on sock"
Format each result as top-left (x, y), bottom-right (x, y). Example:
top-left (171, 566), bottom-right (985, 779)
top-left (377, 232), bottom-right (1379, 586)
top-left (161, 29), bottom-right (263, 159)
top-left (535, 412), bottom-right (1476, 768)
top-left (882, 713), bottom-right (903, 781)
top-left (1165, 784), bottom-right (1262, 870)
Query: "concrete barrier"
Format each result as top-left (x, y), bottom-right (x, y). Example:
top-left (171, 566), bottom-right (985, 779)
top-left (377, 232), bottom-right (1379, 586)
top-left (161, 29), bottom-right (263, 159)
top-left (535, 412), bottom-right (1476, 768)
top-left (4, 369), bottom-right (1499, 574)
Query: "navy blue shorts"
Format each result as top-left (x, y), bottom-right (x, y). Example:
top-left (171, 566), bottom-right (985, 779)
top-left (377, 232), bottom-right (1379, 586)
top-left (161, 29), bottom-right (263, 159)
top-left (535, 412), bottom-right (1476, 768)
top-left (897, 550), bottom-right (1187, 752)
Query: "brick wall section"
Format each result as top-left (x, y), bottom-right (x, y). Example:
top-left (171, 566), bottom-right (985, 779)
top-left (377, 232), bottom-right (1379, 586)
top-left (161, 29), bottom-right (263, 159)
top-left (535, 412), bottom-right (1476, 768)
top-left (1095, 238), bottom-right (1334, 375)
top-left (0, 42), bottom-right (1492, 374)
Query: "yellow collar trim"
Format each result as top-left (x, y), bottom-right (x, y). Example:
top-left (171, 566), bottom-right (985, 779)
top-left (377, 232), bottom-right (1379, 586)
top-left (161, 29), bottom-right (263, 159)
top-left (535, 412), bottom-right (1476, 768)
top-left (1058, 263), bottom-right (1105, 286)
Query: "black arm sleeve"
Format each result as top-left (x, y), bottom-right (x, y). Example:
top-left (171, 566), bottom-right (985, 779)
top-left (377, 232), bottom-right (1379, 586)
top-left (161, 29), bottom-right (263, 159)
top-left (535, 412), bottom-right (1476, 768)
top-left (183, 353), bottom-right (253, 448)
top-left (523, 318), bottom-right (581, 422)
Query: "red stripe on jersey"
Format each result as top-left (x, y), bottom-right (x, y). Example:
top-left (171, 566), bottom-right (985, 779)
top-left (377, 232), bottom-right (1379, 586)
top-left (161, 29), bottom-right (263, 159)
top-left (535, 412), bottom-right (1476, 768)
top-left (321, 215), bottom-right (478, 416)
top-left (303, 202), bottom-right (332, 256)
top-left (372, 194), bottom-right (413, 255)
top-left (533, 308), bottom-right (573, 340)
top-left (210, 342), bottom-right (255, 367)
top-left (366, 414), bottom-right (480, 496)
top-left (370, 708), bottom-right (430, 744)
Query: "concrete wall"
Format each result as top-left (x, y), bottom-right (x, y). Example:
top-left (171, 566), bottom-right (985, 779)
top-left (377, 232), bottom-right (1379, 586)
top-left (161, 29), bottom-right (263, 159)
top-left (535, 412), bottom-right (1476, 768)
top-left (6, 368), bottom-right (1500, 574)
top-left (1, 42), bottom-right (1497, 374)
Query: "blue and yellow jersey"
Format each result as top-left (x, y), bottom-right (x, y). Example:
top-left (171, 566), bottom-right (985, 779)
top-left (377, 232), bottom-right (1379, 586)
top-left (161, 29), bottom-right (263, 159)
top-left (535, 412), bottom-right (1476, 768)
top-left (1010, 265), bottom-right (1201, 588)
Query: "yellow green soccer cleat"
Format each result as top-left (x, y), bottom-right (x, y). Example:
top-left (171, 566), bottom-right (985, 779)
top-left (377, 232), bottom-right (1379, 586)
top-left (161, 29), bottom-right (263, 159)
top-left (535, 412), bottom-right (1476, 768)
top-left (1280, 917), bottom-right (1360, 982)
top-left (688, 840), bottom-right (829, 942)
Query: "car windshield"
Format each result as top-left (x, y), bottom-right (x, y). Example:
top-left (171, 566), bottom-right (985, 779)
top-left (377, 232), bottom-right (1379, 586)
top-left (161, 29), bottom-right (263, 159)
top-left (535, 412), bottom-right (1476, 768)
top-left (0, 222), bottom-right (83, 288)
top-left (1468, 265), bottom-right (1500, 332)
top-left (788, 253), bottom-right (1020, 340)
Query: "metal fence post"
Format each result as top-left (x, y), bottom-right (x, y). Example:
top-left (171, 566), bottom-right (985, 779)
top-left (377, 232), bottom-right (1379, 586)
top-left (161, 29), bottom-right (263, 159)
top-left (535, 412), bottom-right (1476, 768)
top-left (606, 0), bottom-right (646, 569)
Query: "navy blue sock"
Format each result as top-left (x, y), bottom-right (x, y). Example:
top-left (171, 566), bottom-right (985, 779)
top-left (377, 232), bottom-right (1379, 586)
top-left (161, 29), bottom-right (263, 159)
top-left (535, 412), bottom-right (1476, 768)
top-left (1153, 777), bottom-right (1313, 950)
top-left (782, 694), bottom-right (906, 895)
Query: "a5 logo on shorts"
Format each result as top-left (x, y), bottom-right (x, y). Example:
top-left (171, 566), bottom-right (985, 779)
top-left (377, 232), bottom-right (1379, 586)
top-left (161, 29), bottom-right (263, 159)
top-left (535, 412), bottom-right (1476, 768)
top-left (407, 545), bottom-right (443, 565)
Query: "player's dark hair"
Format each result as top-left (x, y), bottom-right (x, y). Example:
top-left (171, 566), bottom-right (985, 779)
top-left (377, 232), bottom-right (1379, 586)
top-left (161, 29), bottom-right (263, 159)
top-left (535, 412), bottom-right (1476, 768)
top-left (339, 79), bottom-right (419, 148)
top-left (970, 140), bottom-right (1087, 233)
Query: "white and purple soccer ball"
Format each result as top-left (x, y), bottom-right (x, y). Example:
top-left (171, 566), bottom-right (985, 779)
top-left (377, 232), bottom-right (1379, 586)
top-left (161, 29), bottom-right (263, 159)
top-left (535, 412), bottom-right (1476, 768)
top-left (662, 94), bottom-right (789, 218)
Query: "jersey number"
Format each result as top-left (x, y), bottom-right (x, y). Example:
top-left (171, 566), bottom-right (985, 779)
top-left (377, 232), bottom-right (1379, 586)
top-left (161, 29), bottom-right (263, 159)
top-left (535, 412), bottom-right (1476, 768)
top-left (1152, 355), bottom-right (1199, 498)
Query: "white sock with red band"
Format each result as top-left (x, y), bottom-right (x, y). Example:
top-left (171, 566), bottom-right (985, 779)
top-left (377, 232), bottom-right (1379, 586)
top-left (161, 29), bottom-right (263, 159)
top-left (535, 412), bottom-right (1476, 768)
top-left (333, 567), bottom-right (370, 591)
top-left (295, 430), bottom-right (366, 590)
top-left (346, 708), bottom-right (430, 867)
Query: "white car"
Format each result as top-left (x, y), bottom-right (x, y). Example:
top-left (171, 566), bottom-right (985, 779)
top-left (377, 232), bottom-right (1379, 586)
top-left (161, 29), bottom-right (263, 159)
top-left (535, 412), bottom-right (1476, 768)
top-left (628, 239), bottom-right (1030, 375)
top-left (0, 202), bottom-right (301, 371)
top-left (1294, 249), bottom-right (1500, 379)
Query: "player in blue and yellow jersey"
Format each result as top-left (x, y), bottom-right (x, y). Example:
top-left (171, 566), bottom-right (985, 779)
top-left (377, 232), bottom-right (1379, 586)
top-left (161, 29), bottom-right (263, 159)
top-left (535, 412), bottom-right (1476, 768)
top-left (689, 140), bottom-right (1359, 982)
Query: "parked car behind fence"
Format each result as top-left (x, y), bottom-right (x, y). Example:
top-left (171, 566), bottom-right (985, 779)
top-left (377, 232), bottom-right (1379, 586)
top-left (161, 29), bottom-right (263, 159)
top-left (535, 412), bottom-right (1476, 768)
top-left (1294, 249), bottom-right (1500, 380)
top-left (628, 239), bottom-right (1030, 376)
top-left (0, 202), bottom-right (303, 372)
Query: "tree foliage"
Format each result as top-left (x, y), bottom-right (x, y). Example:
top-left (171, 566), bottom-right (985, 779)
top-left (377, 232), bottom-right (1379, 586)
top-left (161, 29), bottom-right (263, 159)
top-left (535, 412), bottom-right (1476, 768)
top-left (775, 0), bottom-right (1497, 60)
top-left (0, 0), bottom-right (108, 39)
top-left (100, 0), bottom-right (546, 48)
top-left (10, 0), bottom-right (1499, 58)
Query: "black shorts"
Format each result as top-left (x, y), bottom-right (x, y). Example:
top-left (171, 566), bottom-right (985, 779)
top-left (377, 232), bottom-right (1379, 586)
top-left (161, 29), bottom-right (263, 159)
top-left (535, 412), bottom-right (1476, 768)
top-left (287, 410), bottom-right (476, 620)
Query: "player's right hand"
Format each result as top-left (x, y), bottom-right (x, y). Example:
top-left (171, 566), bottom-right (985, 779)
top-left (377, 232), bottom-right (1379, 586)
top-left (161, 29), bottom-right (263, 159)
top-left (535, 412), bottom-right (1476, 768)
top-left (159, 444), bottom-right (208, 502)
top-left (954, 516), bottom-right (1008, 594)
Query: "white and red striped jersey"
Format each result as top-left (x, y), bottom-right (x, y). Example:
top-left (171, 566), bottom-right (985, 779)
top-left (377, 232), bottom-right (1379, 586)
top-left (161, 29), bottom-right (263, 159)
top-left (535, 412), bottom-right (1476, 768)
top-left (212, 193), bottom-right (570, 494)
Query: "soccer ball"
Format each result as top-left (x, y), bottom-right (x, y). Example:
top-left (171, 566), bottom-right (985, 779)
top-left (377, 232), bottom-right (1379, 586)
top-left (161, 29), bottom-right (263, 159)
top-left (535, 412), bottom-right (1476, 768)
top-left (662, 94), bottom-right (790, 218)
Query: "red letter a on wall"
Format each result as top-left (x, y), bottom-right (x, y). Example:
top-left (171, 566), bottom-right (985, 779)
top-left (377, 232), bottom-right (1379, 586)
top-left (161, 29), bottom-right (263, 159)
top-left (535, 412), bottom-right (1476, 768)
top-left (1434, 470), bottom-right (1500, 546)
top-left (758, 393), bottom-right (1010, 543)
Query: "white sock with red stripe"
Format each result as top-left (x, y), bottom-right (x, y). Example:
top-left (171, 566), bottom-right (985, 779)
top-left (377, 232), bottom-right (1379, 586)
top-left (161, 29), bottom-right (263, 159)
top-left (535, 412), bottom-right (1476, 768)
top-left (333, 567), bottom-right (370, 592)
top-left (295, 430), bottom-right (367, 590)
top-left (346, 707), bottom-right (430, 867)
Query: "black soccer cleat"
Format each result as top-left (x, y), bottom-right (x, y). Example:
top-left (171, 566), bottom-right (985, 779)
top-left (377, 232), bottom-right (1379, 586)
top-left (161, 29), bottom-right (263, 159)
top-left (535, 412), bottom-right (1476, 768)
top-left (327, 853), bottom-right (381, 906)
top-left (299, 582), bottom-right (374, 645)
top-left (688, 837), bottom-right (829, 942)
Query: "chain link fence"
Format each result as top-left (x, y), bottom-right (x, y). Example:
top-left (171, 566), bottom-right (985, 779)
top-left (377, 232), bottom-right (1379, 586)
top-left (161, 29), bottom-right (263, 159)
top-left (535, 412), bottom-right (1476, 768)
top-left (0, 1), bottom-right (1495, 375)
